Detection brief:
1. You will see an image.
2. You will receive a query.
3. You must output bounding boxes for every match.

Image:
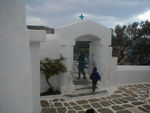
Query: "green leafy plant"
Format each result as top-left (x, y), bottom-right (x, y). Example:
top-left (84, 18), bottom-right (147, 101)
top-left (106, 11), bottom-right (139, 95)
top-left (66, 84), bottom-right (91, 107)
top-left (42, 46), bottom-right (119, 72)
top-left (40, 55), bottom-right (67, 95)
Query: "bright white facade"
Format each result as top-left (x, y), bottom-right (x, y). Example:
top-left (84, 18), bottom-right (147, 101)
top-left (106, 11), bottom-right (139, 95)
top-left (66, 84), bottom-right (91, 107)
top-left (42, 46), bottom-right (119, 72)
top-left (0, 0), bottom-right (46, 113)
top-left (1, 0), bottom-right (150, 112)
top-left (29, 30), bottom-right (46, 113)
top-left (0, 0), bottom-right (33, 113)
top-left (40, 20), bottom-right (117, 93)
top-left (40, 20), bottom-right (150, 94)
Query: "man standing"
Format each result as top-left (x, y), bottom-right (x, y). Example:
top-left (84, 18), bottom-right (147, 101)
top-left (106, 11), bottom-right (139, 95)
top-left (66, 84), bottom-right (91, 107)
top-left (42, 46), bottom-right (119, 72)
top-left (77, 53), bottom-right (86, 79)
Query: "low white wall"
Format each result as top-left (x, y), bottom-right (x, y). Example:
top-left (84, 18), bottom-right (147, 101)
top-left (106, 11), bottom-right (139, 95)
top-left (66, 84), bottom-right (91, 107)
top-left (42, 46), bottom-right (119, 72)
top-left (116, 65), bottom-right (150, 85)
top-left (40, 35), bottom-right (61, 59)
top-left (30, 42), bottom-right (40, 113)
top-left (29, 29), bottom-right (46, 113)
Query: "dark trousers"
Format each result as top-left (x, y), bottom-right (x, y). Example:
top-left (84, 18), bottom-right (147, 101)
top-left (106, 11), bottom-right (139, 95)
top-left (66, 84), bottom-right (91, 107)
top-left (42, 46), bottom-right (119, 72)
top-left (78, 68), bottom-right (86, 78)
top-left (92, 81), bottom-right (97, 92)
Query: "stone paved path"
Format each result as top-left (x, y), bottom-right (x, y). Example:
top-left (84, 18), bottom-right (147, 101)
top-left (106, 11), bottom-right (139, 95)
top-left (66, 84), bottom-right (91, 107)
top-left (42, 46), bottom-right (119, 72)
top-left (41, 84), bottom-right (150, 113)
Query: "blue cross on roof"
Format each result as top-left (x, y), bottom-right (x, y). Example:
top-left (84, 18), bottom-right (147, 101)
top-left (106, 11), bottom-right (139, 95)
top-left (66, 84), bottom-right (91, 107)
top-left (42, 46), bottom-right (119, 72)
top-left (79, 14), bottom-right (84, 20)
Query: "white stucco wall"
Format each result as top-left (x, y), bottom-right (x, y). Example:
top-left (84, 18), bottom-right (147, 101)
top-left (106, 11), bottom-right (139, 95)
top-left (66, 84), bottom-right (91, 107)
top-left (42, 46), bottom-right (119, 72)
top-left (0, 0), bottom-right (33, 113)
top-left (116, 66), bottom-right (150, 85)
top-left (40, 35), bottom-right (61, 59)
top-left (30, 42), bottom-right (40, 113)
top-left (55, 20), bottom-right (111, 46)
top-left (29, 30), bottom-right (46, 113)
top-left (40, 35), bottom-right (63, 93)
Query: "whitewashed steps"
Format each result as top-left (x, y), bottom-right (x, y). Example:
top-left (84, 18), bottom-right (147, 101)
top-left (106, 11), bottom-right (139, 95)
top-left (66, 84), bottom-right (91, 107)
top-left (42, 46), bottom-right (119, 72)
top-left (64, 85), bottom-right (108, 98)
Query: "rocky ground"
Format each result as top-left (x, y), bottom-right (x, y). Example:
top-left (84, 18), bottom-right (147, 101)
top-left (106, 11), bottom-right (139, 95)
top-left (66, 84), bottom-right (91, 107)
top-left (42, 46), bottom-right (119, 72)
top-left (40, 83), bottom-right (150, 113)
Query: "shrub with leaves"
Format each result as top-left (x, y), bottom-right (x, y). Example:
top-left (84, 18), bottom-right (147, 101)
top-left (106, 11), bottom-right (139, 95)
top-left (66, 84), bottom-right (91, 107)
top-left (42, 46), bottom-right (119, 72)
top-left (40, 55), bottom-right (67, 90)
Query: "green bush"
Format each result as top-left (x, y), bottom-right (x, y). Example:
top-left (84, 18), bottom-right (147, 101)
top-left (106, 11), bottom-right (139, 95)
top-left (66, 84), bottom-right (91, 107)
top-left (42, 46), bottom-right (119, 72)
top-left (40, 55), bottom-right (67, 95)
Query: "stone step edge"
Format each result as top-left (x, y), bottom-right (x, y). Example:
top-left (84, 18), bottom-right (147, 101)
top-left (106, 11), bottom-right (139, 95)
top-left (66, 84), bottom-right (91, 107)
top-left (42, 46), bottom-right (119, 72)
top-left (63, 90), bottom-right (108, 98)
top-left (75, 86), bottom-right (92, 90)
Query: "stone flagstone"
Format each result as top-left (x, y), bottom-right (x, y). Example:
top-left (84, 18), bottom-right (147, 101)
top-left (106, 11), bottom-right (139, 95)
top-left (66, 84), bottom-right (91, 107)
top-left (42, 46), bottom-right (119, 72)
top-left (41, 100), bottom-right (49, 107)
top-left (122, 104), bottom-right (134, 108)
top-left (70, 102), bottom-right (77, 106)
top-left (143, 104), bottom-right (150, 111)
top-left (101, 97), bottom-right (107, 100)
top-left (116, 110), bottom-right (132, 113)
top-left (106, 96), bottom-right (112, 99)
top-left (81, 104), bottom-right (91, 109)
top-left (108, 101), bottom-right (115, 105)
top-left (122, 93), bottom-right (130, 97)
top-left (54, 102), bottom-right (63, 107)
top-left (73, 106), bottom-right (83, 111)
top-left (100, 101), bottom-right (111, 107)
top-left (114, 90), bottom-right (122, 93)
top-left (97, 108), bottom-right (113, 113)
top-left (131, 101), bottom-right (144, 105)
top-left (42, 108), bottom-right (57, 113)
top-left (111, 94), bottom-right (122, 99)
top-left (129, 107), bottom-right (142, 113)
top-left (118, 99), bottom-right (128, 103)
top-left (40, 83), bottom-right (150, 113)
top-left (122, 96), bottom-right (137, 101)
top-left (91, 103), bottom-right (102, 108)
top-left (64, 103), bottom-right (70, 107)
top-left (68, 110), bottom-right (76, 113)
top-left (57, 107), bottom-right (67, 113)
top-left (53, 99), bottom-right (59, 102)
top-left (67, 107), bottom-right (73, 109)
top-left (111, 99), bottom-right (122, 104)
top-left (138, 106), bottom-right (149, 112)
top-left (76, 100), bottom-right (88, 104)
top-left (111, 105), bottom-right (125, 111)
top-left (88, 98), bottom-right (100, 103)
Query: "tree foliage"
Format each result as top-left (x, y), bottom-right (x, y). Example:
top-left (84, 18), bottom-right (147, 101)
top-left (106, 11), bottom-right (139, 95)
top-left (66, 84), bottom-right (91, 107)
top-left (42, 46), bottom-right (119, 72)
top-left (112, 20), bottom-right (150, 65)
top-left (40, 55), bottom-right (67, 88)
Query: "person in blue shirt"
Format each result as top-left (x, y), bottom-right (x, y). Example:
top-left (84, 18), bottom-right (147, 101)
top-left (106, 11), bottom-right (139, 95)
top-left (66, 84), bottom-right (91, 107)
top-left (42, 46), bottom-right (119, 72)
top-left (77, 53), bottom-right (86, 79)
top-left (90, 67), bottom-right (101, 92)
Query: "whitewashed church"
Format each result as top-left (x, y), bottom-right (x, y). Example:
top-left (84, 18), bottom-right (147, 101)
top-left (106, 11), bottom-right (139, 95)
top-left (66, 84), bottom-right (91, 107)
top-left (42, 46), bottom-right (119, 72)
top-left (0, 0), bottom-right (150, 113)
top-left (40, 20), bottom-right (117, 93)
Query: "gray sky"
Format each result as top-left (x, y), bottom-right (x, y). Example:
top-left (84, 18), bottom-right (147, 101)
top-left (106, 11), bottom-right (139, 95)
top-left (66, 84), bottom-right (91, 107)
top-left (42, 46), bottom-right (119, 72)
top-left (26, 0), bottom-right (150, 28)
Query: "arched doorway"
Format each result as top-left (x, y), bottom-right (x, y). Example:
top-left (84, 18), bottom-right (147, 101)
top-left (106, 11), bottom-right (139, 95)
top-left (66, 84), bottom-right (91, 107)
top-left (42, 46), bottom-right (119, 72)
top-left (55, 20), bottom-right (117, 94)
top-left (72, 35), bottom-right (102, 86)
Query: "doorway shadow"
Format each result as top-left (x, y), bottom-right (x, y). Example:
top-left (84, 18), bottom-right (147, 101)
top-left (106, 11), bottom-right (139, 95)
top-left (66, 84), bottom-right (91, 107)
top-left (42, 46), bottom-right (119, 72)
top-left (73, 41), bottom-right (91, 86)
